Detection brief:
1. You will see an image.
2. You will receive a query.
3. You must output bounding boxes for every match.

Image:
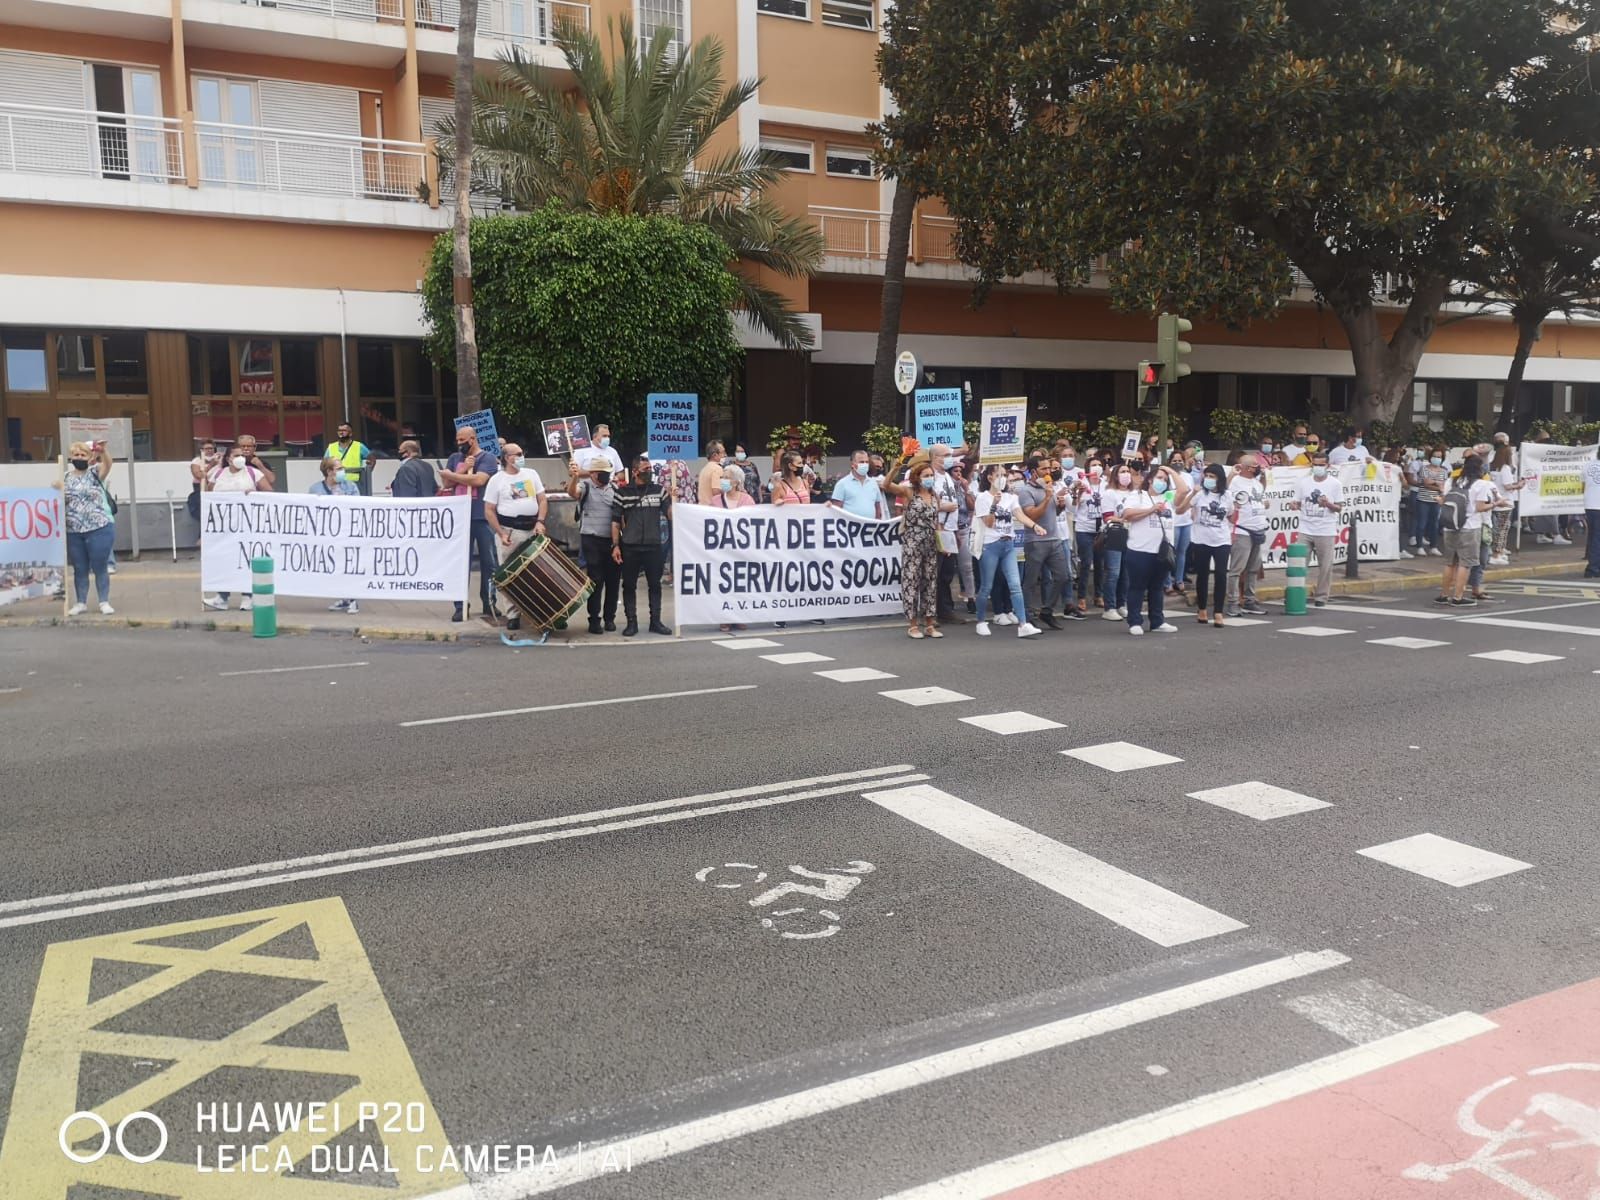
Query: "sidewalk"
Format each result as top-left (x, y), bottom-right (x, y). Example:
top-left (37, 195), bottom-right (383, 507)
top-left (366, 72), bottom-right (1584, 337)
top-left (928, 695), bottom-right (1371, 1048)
top-left (1, 542), bottom-right (1587, 645)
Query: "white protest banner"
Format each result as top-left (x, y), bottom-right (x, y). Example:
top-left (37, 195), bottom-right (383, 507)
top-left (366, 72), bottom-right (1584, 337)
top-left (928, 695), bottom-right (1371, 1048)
top-left (1518, 442), bottom-right (1597, 516)
top-left (979, 397), bottom-right (1027, 465)
top-left (1259, 463), bottom-right (1402, 569)
top-left (672, 502), bottom-right (902, 626)
top-left (201, 493), bottom-right (469, 601)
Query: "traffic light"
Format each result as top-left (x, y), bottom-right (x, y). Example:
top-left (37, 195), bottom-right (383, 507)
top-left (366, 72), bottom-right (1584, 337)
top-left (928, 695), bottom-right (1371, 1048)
top-left (1137, 360), bottom-right (1164, 413)
top-left (1158, 313), bottom-right (1194, 381)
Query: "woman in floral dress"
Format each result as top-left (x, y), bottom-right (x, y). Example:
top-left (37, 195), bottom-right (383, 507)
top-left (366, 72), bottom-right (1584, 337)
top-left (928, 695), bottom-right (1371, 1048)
top-left (883, 458), bottom-right (941, 639)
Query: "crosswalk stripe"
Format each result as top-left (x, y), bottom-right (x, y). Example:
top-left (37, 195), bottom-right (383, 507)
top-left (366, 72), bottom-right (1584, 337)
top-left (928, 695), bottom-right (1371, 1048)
top-left (959, 712), bottom-right (1066, 735)
top-left (1062, 741), bottom-right (1183, 773)
top-left (880, 687), bottom-right (973, 707)
top-left (1284, 979), bottom-right (1445, 1045)
top-left (862, 783), bottom-right (1245, 946)
top-left (1469, 649), bottom-right (1566, 664)
top-left (1357, 833), bottom-right (1532, 887)
top-left (815, 667), bottom-right (898, 682)
top-left (1282, 626), bottom-right (1354, 637)
top-left (760, 651), bottom-right (834, 665)
top-left (713, 638), bottom-right (783, 649)
top-left (1367, 636), bottom-right (1451, 650)
top-left (1460, 616), bottom-right (1600, 637)
top-left (1186, 782), bottom-right (1331, 821)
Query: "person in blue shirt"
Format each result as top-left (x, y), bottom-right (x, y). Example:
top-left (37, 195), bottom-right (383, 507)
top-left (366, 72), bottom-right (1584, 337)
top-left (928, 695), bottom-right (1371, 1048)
top-left (828, 451), bottom-right (887, 520)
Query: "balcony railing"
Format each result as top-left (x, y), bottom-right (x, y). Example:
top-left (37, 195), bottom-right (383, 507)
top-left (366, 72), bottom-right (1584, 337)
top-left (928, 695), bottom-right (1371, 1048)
top-left (810, 205), bottom-right (960, 264)
top-left (416, 0), bottom-right (592, 44)
top-left (194, 121), bottom-right (427, 201)
top-left (0, 103), bottom-right (184, 183)
top-left (237, 0), bottom-right (404, 20)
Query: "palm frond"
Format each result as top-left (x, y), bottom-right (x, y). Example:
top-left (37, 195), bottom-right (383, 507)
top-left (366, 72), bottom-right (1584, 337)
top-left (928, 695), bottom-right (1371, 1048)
top-left (736, 276), bottom-right (818, 352)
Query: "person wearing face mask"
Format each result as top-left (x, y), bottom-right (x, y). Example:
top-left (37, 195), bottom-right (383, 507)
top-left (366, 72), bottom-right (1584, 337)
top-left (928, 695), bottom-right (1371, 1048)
top-left (1120, 464), bottom-right (1183, 635)
top-left (1329, 426), bottom-right (1373, 467)
top-left (1015, 454), bottom-right (1072, 629)
top-left (201, 441), bottom-right (272, 612)
top-left (1096, 463), bottom-right (1136, 620)
top-left (1289, 450), bottom-right (1344, 607)
top-left (389, 440), bottom-right (438, 499)
top-left (697, 440), bottom-right (727, 504)
top-left (732, 442), bottom-right (762, 496)
top-left (1281, 424), bottom-right (1310, 463)
top-left (485, 444), bottom-right (549, 634)
top-left (1071, 458), bottom-right (1104, 615)
top-left (881, 458), bottom-right (943, 638)
top-left (440, 425), bottom-right (500, 623)
top-left (771, 452), bottom-right (812, 506)
top-left (1413, 445), bottom-right (1449, 556)
top-left (924, 444), bottom-right (967, 624)
top-left (1164, 453), bottom-right (1194, 603)
top-left (1289, 433), bottom-right (1323, 468)
top-left (57, 441), bottom-right (116, 616)
top-left (568, 457), bottom-right (622, 634)
top-left (1186, 463), bottom-right (1233, 626)
top-left (1222, 453), bottom-right (1270, 617)
top-left (611, 452), bottom-right (672, 636)
top-left (971, 464), bottom-right (1044, 638)
top-left (828, 450), bottom-right (888, 520)
top-left (310, 458), bottom-right (362, 613)
top-left (580, 423), bottom-right (627, 479)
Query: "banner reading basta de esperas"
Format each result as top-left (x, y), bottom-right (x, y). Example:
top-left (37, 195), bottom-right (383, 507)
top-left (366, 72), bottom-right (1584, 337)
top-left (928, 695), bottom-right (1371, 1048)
top-left (202, 492), bottom-right (469, 601)
top-left (673, 503), bottom-right (903, 625)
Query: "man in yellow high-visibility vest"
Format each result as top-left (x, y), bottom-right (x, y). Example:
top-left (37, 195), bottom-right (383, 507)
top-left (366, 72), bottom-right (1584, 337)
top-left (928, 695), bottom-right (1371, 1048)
top-left (323, 421), bottom-right (373, 493)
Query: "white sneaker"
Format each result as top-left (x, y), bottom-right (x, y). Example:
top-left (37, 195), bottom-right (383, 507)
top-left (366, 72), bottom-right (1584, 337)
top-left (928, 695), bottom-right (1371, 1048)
top-left (994, 612), bottom-right (1018, 626)
top-left (202, 595), bottom-right (227, 611)
top-left (1101, 609), bottom-right (1122, 622)
top-left (1128, 624), bottom-right (1145, 636)
top-left (975, 621), bottom-right (991, 637)
top-left (1536, 534), bottom-right (1555, 544)
top-left (1153, 622), bottom-right (1178, 632)
top-left (1553, 535), bottom-right (1572, 546)
top-left (67, 602), bottom-right (87, 616)
top-left (99, 601), bottom-right (115, 615)
top-left (1116, 607), bottom-right (1128, 618)
top-left (1016, 622), bottom-right (1042, 638)
top-left (328, 600), bottom-right (349, 611)
top-left (1399, 549), bottom-right (1414, 559)
top-left (345, 602), bottom-right (359, 614)
top-left (239, 596), bottom-right (253, 611)
top-left (1488, 555), bottom-right (1510, 566)
top-left (1426, 547), bottom-right (1442, 557)
top-left (106, 562), bottom-right (117, 575)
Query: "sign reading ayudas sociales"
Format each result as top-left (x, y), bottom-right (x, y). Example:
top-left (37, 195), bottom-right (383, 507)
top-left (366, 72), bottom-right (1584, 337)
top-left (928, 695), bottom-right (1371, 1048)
top-left (201, 493), bottom-right (469, 601)
top-left (672, 503), bottom-right (903, 626)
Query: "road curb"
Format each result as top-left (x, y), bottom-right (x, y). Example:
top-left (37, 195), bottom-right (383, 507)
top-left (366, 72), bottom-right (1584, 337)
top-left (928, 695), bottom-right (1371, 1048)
top-left (1253, 556), bottom-right (1580, 601)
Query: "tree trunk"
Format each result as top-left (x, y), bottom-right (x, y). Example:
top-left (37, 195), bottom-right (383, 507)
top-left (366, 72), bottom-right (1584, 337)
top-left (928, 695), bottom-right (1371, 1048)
top-left (1334, 277), bottom-right (1449, 429)
top-left (452, 0), bottom-right (483, 413)
top-left (869, 182), bottom-right (919, 430)
top-left (1498, 309), bottom-right (1546, 441)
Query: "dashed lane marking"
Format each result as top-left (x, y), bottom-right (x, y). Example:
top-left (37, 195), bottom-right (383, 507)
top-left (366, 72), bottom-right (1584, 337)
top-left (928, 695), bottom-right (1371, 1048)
top-left (219, 662), bottom-right (371, 677)
top-left (959, 712), bottom-right (1067, 736)
top-left (1357, 833), bottom-right (1533, 887)
top-left (1186, 782), bottom-right (1331, 821)
top-left (1061, 742), bottom-right (1183, 773)
top-left (1368, 637), bottom-right (1451, 650)
top-left (398, 685), bottom-right (757, 727)
top-left (760, 652), bottom-right (834, 665)
top-left (1461, 617), bottom-right (1600, 638)
top-left (0, 898), bottom-right (462, 1198)
top-left (879, 687), bottom-right (973, 707)
top-left (1468, 649), bottom-right (1566, 664)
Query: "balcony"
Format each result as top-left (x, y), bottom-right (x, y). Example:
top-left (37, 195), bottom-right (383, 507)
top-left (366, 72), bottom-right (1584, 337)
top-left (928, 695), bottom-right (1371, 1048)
top-left (0, 103), bottom-right (184, 182)
top-left (195, 121), bottom-right (428, 201)
top-left (236, 0), bottom-right (404, 19)
top-left (810, 205), bottom-right (960, 265)
top-left (415, 0), bottom-right (591, 45)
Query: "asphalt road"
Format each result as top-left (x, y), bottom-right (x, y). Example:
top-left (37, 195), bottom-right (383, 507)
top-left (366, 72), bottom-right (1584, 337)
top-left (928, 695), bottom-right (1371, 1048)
top-left (1, 573), bottom-right (1597, 1200)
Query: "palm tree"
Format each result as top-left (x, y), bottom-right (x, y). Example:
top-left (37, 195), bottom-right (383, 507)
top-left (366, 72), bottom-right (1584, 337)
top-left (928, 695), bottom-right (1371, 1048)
top-left (443, 18), bottom-right (823, 351)
top-left (451, 0), bottom-right (482, 411)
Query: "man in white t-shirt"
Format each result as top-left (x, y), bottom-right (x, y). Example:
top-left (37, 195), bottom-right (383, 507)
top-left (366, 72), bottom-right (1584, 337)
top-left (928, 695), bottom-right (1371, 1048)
top-left (201, 446), bottom-right (271, 612)
top-left (927, 444), bottom-right (967, 623)
top-left (578, 423), bottom-right (627, 479)
top-left (1583, 451), bottom-right (1600, 578)
top-left (1223, 453), bottom-right (1269, 616)
top-left (483, 443), bottom-right (549, 632)
top-left (1328, 427), bottom-right (1374, 467)
top-left (1290, 451), bottom-right (1344, 606)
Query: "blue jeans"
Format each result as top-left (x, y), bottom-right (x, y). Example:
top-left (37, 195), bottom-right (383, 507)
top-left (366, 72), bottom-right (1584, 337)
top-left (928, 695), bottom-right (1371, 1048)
top-left (1099, 546), bottom-right (1126, 609)
top-left (977, 539), bottom-right (1027, 623)
top-left (1413, 501), bottom-right (1441, 548)
top-left (1125, 548), bottom-right (1165, 629)
top-left (1165, 524), bottom-right (1192, 590)
top-left (67, 523), bottom-right (114, 604)
top-left (464, 517), bottom-right (497, 611)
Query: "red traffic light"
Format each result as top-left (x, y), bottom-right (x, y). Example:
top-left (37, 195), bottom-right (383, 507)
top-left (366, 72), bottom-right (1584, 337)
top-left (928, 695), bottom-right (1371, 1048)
top-left (1141, 362), bottom-right (1161, 385)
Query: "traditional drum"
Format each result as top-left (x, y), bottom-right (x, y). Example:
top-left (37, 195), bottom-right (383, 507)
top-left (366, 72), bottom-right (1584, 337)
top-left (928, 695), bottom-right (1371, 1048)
top-left (492, 535), bottom-right (593, 631)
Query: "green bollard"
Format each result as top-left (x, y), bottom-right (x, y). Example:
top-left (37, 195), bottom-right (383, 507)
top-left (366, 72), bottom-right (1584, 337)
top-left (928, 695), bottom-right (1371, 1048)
top-left (251, 555), bottom-right (277, 638)
top-left (1284, 541), bottom-right (1310, 616)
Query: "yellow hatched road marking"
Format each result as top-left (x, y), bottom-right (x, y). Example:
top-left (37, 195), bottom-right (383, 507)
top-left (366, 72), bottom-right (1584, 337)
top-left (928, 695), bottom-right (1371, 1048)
top-left (0, 896), bottom-right (463, 1198)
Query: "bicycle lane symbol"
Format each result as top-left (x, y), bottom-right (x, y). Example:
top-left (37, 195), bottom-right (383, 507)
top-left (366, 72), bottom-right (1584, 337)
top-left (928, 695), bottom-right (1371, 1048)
top-left (1403, 1063), bottom-right (1600, 1200)
top-left (694, 861), bottom-right (875, 940)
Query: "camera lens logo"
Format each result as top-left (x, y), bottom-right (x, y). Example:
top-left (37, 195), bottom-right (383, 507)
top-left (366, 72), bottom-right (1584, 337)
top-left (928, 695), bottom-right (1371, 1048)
top-left (58, 1111), bottom-right (168, 1165)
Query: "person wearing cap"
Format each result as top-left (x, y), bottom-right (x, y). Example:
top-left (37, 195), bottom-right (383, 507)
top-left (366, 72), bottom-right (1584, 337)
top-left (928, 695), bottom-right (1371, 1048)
top-left (483, 443), bottom-right (548, 633)
top-left (612, 452), bottom-right (672, 636)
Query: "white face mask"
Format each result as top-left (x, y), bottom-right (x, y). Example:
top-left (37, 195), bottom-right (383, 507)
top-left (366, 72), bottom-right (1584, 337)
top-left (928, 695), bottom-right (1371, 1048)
top-left (1312, 466), bottom-right (1328, 480)
top-left (231, 456), bottom-right (247, 470)
top-left (993, 476), bottom-right (1009, 493)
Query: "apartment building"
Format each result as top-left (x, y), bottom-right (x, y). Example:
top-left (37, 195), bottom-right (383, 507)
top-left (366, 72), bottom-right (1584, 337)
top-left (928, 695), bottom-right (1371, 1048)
top-left (0, 0), bottom-right (1596, 465)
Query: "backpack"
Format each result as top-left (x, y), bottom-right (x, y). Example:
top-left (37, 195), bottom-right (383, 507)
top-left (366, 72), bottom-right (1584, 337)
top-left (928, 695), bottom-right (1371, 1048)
top-left (1438, 482), bottom-right (1469, 533)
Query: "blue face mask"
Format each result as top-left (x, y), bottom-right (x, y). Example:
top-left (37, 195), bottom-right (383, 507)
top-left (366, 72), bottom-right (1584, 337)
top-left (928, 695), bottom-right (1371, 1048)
top-left (943, 456), bottom-right (957, 470)
top-left (1151, 478), bottom-right (1169, 495)
top-left (854, 462), bottom-right (869, 477)
top-left (1062, 457), bottom-right (1075, 470)
top-left (599, 436), bottom-right (610, 449)
top-left (1354, 437), bottom-right (1364, 448)
top-left (718, 478), bottom-right (732, 493)
top-left (920, 475), bottom-right (935, 490)
top-left (1202, 477), bottom-right (1217, 491)
top-left (513, 456), bottom-right (526, 470)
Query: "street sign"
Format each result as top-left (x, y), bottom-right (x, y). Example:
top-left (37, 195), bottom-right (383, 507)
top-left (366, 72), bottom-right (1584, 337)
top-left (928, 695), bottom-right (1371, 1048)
top-left (894, 351), bottom-right (919, 396)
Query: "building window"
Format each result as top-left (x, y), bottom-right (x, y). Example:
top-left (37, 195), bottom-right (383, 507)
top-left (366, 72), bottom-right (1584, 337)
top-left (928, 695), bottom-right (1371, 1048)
top-left (761, 136), bottom-right (813, 173)
top-left (103, 332), bottom-right (148, 396)
top-left (281, 339), bottom-right (318, 397)
top-left (3, 332), bottom-right (47, 393)
top-left (757, 0), bottom-right (809, 18)
top-left (821, 0), bottom-right (872, 29)
top-left (825, 146), bottom-right (874, 178)
top-left (638, 0), bottom-right (685, 57)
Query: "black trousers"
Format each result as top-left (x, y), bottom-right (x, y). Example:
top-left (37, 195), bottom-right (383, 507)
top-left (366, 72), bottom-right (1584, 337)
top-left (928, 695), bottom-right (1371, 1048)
top-left (581, 534), bottom-right (621, 621)
top-left (937, 549), bottom-right (958, 616)
top-left (621, 543), bottom-right (664, 622)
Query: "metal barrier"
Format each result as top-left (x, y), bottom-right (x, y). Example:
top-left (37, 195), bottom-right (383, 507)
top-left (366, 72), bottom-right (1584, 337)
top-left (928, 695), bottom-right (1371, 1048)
top-left (0, 103), bottom-right (183, 182)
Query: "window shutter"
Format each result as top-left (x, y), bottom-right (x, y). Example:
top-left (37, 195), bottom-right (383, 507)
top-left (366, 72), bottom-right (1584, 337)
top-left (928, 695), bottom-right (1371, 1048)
top-left (0, 51), bottom-right (92, 174)
top-left (255, 79), bottom-right (363, 195)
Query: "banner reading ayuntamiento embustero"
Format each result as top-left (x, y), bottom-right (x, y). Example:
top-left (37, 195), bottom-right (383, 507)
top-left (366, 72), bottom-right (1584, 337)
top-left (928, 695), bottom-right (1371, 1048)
top-left (672, 503), bottom-right (904, 626)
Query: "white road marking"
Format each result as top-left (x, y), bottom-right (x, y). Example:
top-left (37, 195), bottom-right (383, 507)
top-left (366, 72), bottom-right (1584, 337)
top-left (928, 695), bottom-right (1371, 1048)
top-left (863, 784), bottom-right (1244, 946)
top-left (1062, 741), bottom-right (1183, 773)
top-left (1220, 617), bottom-right (1272, 627)
top-left (879, 1012), bottom-right (1496, 1200)
top-left (1320, 604), bottom-right (1448, 620)
top-left (1473, 599), bottom-right (1600, 617)
top-left (0, 765), bottom-right (921, 921)
top-left (435, 950), bottom-right (1351, 1199)
top-left (0, 687), bottom-right (21, 695)
top-left (816, 667), bottom-right (899, 683)
top-left (1357, 832), bottom-right (1533, 887)
top-left (1497, 577), bottom-right (1595, 587)
top-left (958, 711), bottom-right (1066, 736)
top-left (218, 662), bottom-right (371, 676)
top-left (1284, 978), bottom-right (1446, 1045)
top-left (1462, 617), bottom-right (1600, 637)
top-left (713, 637), bottom-right (783, 649)
top-left (1468, 648), bottom-right (1566, 664)
top-left (760, 652), bottom-right (834, 665)
top-left (1186, 782), bottom-right (1331, 821)
top-left (880, 687), bottom-right (973, 707)
top-left (1281, 625), bottom-right (1354, 637)
top-left (399, 684), bottom-right (757, 727)
top-left (1368, 636), bottom-right (1451, 650)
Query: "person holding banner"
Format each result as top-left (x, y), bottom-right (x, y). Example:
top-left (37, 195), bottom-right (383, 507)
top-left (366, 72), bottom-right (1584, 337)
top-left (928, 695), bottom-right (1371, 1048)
top-left (611, 452), bottom-right (671, 636)
top-left (1488, 442), bottom-right (1523, 566)
top-left (1584, 449), bottom-right (1600, 577)
top-left (1288, 450), bottom-right (1344, 607)
top-left (1223, 453), bottom-right (1270, 618)
top-left (311, 458), bottom-right (362, 615)
top-left (201, 442), bottom-right (271, 612)
top-left (59, 441), bottom-right (116, 616)
top-left (972, 465), bottom-right (1044, 639)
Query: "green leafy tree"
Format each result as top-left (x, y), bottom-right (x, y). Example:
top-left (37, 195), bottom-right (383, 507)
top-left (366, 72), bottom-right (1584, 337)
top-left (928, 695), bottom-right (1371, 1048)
top-left (442, 18), bottom-right (822, 351)
top-left (880, 0), bottom-right (1586, 427)
top-left (420, 208), bottom-right (742, 438)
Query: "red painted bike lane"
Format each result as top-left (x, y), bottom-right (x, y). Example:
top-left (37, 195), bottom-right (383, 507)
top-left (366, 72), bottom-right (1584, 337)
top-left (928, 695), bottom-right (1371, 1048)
top-left (929, 978), bottom-right (1600, 1200)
